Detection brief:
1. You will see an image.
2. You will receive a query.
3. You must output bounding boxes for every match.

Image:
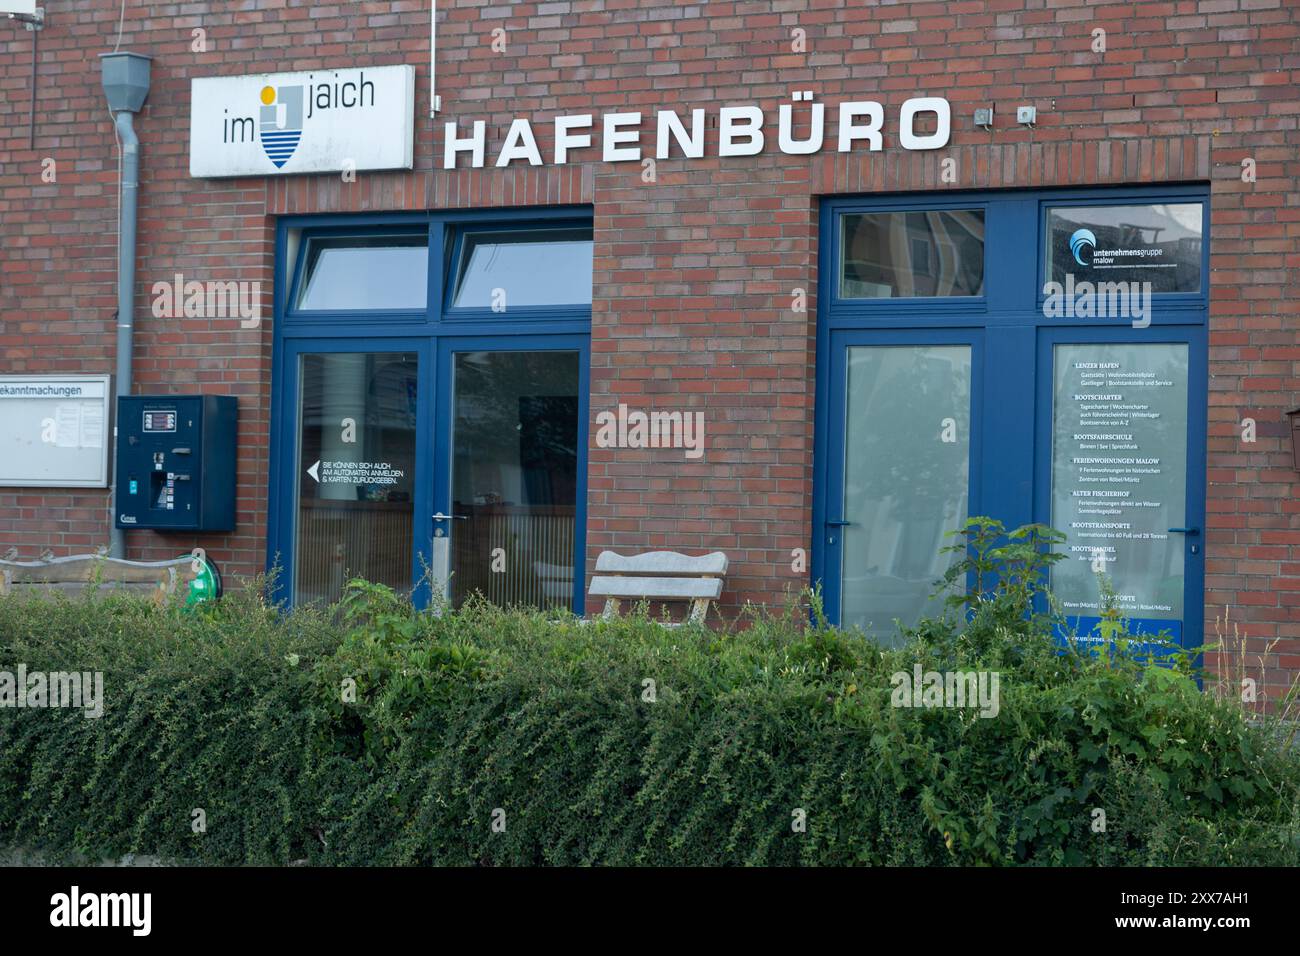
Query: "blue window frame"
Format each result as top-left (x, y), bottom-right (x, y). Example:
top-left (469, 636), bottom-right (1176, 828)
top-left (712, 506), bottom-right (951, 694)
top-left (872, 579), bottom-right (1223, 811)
top-left (446, 226), bottom-right (594, 312)
top-left (269, 207), bottom-right (593, 609)
top-left (293, 232), bottom-right (430, 313)
top-left (815, 185), bottom-right (1210, 656)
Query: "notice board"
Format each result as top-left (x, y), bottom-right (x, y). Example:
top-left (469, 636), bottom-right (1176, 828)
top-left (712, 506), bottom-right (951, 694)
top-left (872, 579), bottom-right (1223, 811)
top-left (0, 375), bottom-right (112, 487)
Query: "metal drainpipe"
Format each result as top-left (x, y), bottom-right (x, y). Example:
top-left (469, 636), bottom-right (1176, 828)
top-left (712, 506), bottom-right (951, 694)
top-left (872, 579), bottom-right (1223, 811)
top-left (100, 52), bottom-right (151, 559)
top-left (107, 110), bottom-right (138, 558)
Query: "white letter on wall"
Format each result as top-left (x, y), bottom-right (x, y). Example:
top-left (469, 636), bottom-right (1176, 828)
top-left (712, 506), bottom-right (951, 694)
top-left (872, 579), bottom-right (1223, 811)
top-left (495, 118), bottom-right (544, 167)
top-left (655, 109), bottom-right (705, 159)
top-left (837, 101), bottom-right (884, 152)
top-left (554, 114), bottom-right (594, 164)
top-left (443, 120), bottom-right (486, 168)
top-left (718, 106), bottom-right (765, 157)
top-left (898, 97), bottom-right (951, 150)
top-left (603, 112), bottom-right (643, 162)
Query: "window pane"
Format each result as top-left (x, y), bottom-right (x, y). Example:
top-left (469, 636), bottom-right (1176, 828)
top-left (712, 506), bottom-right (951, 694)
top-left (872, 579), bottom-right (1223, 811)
top-left (1046, 203), bottom-right (1203, 293)
top-left (297, 235), bottom-right (428, 311)
top-left (840, 345), bottom-right (971, 644)
top-left (449, 350), bottom-right (580, 610)
top-left (1050, 343), bottom-right (1188, 635)
top-left (294, 352), bottom-right (418, 604)
top-left (451, 228), bottom-right (593, 308)
top-left (840, 210), bottom-right (985, 298)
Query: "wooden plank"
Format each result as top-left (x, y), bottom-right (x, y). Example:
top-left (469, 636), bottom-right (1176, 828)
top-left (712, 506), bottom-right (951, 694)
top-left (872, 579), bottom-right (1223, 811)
top-left (589, 574), bottom-right (723, 601)
top-left (594, 550), bottom-right (728, 576)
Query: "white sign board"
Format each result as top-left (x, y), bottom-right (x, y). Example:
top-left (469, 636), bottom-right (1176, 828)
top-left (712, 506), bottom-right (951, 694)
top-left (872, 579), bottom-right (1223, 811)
top-left (0, 376), bottom-right (111, 488)
top-left (190, 65), bottom-right (415, 178)
top-left (0, 2), bottom-right (38, 16)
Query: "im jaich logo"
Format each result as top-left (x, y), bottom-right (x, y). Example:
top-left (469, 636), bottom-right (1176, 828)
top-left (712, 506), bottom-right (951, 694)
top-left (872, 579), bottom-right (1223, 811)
top-left (258, 83), bottom-right (303, 168)
top-left (220, 72), bottom-right (378, 171)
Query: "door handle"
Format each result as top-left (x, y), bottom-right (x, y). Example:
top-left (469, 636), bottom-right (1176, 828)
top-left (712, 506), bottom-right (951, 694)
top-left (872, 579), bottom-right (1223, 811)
top-left (1167, 527), bottom-right (1200, 536)
top-left (432, 513), bottom-right (468, 521)
top-left (826, 519), bottom-right (854, 527)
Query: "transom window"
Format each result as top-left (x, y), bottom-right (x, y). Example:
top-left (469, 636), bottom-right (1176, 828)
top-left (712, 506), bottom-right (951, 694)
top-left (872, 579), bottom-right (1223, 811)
top-left (296, 234), bottom-right (429, 311)
top-left (450, 227), bottom-right (594, 309)
top-left (839, 209), bottom-right (985, 299)
top-left (1044, 203), bottom-right (1204, 293)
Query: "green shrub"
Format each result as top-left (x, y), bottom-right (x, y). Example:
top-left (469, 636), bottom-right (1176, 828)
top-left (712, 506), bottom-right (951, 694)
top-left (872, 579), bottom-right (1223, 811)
top-left (1, 526), bottom-right (1297, 866)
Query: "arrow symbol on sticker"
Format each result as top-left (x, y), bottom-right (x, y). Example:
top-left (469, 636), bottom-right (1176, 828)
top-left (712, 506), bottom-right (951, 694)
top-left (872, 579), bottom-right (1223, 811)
top-left (307, 460), bottom-right (320, 482)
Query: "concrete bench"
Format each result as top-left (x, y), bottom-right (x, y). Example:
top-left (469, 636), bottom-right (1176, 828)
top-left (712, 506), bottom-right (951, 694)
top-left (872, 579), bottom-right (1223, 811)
top-left (533, 560), bottom-right (575, 604)
top-left (588, 550), bottom-right (728, 625)
top-left (0, 553), bottom-right (219, 604)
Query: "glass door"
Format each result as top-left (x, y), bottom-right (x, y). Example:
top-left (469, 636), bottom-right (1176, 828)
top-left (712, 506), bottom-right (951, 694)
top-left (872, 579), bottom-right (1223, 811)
top-left (430, 338), bottom-right (587, 611)
top-left (822, 330), bottom-right (981, 644)
top-left (1038, 331), bottom-right (1206, 652)
top-left (287, 342), bottom-right (430, 605)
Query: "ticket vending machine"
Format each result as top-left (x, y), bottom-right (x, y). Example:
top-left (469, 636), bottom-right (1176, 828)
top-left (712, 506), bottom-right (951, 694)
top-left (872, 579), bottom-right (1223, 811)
top-left (114, 395), bottom-right (237, 532)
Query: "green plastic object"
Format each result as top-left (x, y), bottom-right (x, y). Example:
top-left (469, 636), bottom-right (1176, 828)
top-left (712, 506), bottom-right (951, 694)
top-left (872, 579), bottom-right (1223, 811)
top-left (183, 554), bottom-right (222, 608)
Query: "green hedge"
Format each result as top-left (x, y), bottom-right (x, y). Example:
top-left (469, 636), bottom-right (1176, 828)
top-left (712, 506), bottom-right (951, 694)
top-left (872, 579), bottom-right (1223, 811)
top-left (1, 559), bottom-right (1297, 866)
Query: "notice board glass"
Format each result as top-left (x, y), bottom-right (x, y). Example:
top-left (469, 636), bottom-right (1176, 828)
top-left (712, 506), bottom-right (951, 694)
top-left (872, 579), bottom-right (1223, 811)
top-left (0, 375), bottom-right (112, 487)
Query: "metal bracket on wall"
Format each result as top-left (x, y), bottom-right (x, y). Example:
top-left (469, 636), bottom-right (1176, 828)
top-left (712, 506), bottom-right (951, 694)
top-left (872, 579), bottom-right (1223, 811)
top-left (5, 7), bottom-right (44, 30)
top-left (5, 8), bottom-right (45, 148)
top-left (429, 0), bottom-right (441, 115)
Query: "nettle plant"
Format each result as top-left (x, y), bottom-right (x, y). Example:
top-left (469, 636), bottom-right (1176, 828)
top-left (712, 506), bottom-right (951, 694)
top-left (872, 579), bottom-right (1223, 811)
top-left (912, 517), bottom-right (1068, 668)
top-left (931, 516), bottom-right (1185, 667)
top-left (937, 516), bottom-right (1066, 617)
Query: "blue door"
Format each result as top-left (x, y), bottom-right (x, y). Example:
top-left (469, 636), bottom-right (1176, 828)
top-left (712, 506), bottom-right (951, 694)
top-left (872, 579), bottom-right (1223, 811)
top-left (818, 328), bottom-right (983, 641)
top-left (426, 334), bottom-right (590, 612)
top-left (1034, 325), bottom-right (1207, 653)
top-left (275, 337), bottom-right (433, 607)
top-left (815, 187), bottom-right (1209, 653)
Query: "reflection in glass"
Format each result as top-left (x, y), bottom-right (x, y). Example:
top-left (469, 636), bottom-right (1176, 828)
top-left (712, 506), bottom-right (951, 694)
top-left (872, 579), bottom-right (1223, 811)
top-left (1050, 343), bottom-right (1188, 624)
top-left (297, 235), bottom-right (428, 311)
top-left (1046, 204), bottom-right (1202, 293)
top-left (449, 350), bottom-right (580, 610)
top-left (294, 352), bottom-right (418, 603)
top-left (840, 210), bottom-right (985, 298)
top-left (840, 346), bottom-right (971, 643)
top-left (451, 228), bottom-right (594, 308)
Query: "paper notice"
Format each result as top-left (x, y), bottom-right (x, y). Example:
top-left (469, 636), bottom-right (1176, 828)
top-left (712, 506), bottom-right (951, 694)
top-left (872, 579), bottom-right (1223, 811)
top-left (54, 404), bottom-right (82, 448)
top-left (79, 402), bottom-right (104, 449)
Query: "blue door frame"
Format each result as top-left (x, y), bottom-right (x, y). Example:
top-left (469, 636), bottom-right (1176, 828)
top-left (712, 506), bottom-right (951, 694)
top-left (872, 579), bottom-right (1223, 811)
top-left (813, 185), bottom-right (1210, 652)
top-left (816, 327), bottom-right (985, 620)
top-left (272, 336), bottom-right (435, 606)
top-left (1032, 323), bottom-right (1208, 655)
top-left (428, 333), bottom-right (591, 611)
top-left (267, 208), bottom-right (593, 609)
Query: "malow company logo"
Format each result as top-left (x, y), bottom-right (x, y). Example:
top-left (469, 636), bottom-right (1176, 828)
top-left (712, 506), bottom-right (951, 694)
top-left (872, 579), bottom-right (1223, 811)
top-left (1070, 228), bottom-right (1097, 266)
top-left (258, 84), bottom-right (303, 169)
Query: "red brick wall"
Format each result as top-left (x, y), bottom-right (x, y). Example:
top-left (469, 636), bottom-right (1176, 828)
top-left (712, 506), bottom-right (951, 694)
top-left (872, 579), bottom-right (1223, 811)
top-left (1, 1), bottom-right (1297, 698)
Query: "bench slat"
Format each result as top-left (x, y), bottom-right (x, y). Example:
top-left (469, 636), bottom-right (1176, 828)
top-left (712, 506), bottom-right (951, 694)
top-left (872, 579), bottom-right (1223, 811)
top-left (0, 555), bottom-right (197, 596)
top-left (589, 574), bottom-right (723, 601)
top-left (594, 550), bottom-right (727, 576)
